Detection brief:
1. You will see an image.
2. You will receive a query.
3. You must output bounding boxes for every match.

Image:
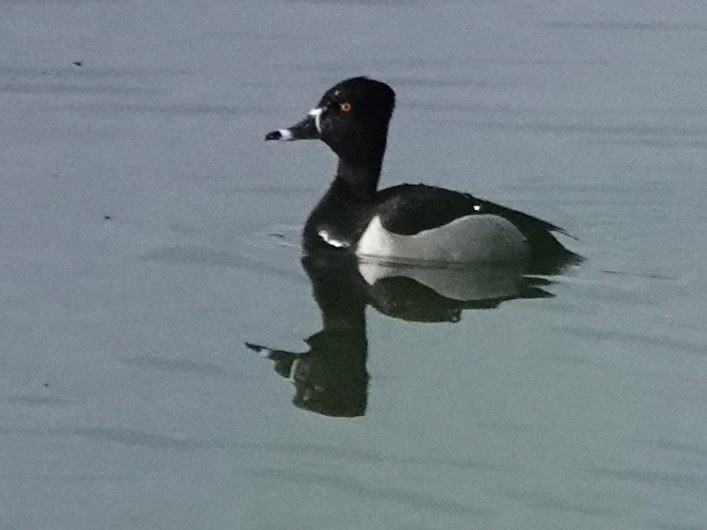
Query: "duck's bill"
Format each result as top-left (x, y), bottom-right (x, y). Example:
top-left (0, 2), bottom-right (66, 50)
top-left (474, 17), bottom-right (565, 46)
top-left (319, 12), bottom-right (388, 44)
top-left (265, 108), bottom-right (323, 141)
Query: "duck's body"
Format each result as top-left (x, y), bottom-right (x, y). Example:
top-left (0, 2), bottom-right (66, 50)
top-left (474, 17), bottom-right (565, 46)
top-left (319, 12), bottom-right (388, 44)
top-left (305, 181), bottom-right (573, 265)
top-left (266, 77), bottom-right (579, 267)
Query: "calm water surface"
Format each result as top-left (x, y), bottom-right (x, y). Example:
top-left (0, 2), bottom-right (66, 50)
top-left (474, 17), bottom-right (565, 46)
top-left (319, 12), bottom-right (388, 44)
top-left (1, 0), bottom-right (706, 529)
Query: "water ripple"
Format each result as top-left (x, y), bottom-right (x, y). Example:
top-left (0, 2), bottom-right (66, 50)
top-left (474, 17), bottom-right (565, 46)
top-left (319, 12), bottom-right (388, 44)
top-left (250, 467), bottom-right (490, 517)
top-left (243, 441), bottom-right (495, 471)
top-left (1, 395), bottom-right (74, 406)
top-left (0, 82), bottom-right (152, 96)
top-left (142, 245), bottom-right (302, 281)
top-left (593, 466), bottom-right (706, 492)
top-left (548, 21), bottom-right (707, 32)
top-left (55, 427), bottom-right (220, 450)
top-left (494, 488), bottom-right (616, 518)
top-left (121, 356), bottom-right (232, 379)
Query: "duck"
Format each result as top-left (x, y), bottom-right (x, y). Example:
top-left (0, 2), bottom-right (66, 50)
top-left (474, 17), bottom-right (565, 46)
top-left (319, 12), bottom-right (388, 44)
top-left (265, 76), bottom-right (580, 268)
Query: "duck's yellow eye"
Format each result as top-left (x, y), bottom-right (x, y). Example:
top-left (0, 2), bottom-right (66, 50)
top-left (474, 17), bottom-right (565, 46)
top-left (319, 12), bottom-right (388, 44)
top-left (340, 102), bottom-right (352, 112)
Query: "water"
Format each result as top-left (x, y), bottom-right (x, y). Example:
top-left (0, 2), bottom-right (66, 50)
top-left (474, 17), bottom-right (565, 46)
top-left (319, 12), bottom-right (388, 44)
top-left (1, 0), bottom-right (706, 528)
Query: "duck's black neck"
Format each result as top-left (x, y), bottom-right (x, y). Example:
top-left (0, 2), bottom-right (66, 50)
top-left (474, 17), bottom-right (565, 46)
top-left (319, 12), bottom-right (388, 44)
top-left (330, 131), bottom-right (387, 200)
top-left (334, 158), bottom-right (383, 200)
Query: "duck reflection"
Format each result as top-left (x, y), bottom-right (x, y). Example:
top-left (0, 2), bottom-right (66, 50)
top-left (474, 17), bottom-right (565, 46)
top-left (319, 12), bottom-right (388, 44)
top-left (247, 250), bottom-right (571, 418)
top-left (247, 253), bottom-right (369, 417)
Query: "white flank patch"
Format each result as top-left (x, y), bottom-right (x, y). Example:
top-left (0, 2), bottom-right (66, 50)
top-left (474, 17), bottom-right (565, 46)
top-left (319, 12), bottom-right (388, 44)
top-left (318, 229), bottom-right (350, 248)
top-left (356, 214), bottom-right (528, 264)
top-left (308, 107), bottom-right (324, 133)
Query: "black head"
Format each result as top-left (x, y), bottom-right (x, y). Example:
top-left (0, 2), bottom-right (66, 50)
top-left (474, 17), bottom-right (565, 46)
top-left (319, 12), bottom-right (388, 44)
top-left (266, 77), bottom-right (396, 165)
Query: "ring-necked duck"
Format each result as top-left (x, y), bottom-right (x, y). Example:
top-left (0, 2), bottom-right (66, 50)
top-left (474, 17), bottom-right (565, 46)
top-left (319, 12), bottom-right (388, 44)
top-left (266, 76), bottom-right (580, 267)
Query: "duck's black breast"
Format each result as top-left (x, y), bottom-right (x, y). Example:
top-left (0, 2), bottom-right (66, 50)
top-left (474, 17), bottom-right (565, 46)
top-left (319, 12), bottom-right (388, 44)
top-left (302, 180), bottom-right (374, 251)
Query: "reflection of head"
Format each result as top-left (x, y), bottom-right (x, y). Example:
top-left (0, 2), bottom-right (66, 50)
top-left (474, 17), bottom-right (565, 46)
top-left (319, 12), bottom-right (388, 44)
top-left (247, 328), bottom-right (369, 417)
top-left (292, 331), bottom-right (369, 418)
